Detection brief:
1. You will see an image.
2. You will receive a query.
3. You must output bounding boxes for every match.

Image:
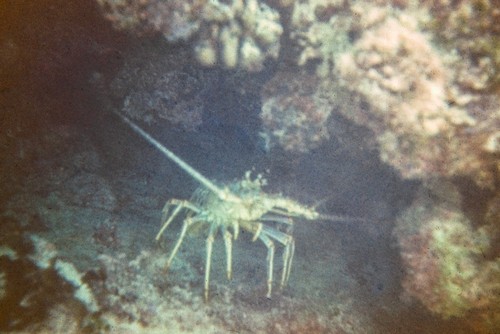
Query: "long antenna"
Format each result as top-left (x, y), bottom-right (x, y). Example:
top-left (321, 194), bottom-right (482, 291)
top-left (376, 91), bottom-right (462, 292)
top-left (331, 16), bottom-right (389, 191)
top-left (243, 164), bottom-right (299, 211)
top-left (318, 214), bottom-right (368, 223)
top-left (112, 110), bottom-right (240, 202)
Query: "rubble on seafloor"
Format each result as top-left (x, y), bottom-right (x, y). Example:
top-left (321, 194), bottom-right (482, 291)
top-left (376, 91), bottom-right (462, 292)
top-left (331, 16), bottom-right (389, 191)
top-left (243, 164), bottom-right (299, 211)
top-left (0, 227), bottom-right (369, 333)
top-left (0, 219), bottom-right (100, 332)
top-left (0, 121), bottom-right (373, 334)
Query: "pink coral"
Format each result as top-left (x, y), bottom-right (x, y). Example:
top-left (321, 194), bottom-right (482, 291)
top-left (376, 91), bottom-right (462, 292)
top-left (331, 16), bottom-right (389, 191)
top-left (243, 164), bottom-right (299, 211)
top-left (398, 230), bottom-right (442, 307)
top-left (394, 184), bottom-right (500, 321)
top-left (331, 10), bottom-right (498, 187)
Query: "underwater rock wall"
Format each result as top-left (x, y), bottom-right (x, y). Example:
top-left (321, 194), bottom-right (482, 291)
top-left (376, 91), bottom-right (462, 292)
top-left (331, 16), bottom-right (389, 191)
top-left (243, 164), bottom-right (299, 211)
top-left (97, 0), bottom-right (500, 188)
top-left (107, 43), bottom-right (206, 130)
top-left (95, 0), bottom-right (499, 183)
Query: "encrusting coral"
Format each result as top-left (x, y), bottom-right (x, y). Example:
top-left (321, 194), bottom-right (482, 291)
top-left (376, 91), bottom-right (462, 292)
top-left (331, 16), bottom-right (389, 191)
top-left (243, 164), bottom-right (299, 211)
top-left (260, 70), bottom-right (332, 152)
top-left (108, 44), bottom-right (205, 129)
top-left (96, 1), bottom-right (499, 185)
top-left (394, 181), bottom-right (499, 328)
top-left (97, 0), bottom-right (283, 71)
top-left (95, 0), bottom-right (205, 42)
top-left (422, 0), bottom-right (500, 92)
top-left (290, 0), bottom-right (354, 78)
top-left (258, 0), bottom-right (500, 189)
top-left (333, 12), bottom-right (476, 178)
top-left (194, 0), bottom-right (283, 71)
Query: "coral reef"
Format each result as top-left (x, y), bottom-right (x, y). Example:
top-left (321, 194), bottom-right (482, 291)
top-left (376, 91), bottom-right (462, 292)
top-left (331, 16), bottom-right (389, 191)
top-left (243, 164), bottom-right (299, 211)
top-left (423, 0), bottom-right (500, 92)
top-left (4, 0), bottom-right (500, 332)
top-left (194, 0), bottom-right (283, 71)
top-left (333, 11), bottom-right (477, 179)
top-left (96, 0), bottom-right (205, 42)
top-left (259, 0), bottom-right (500, 188)
top-left (97, 0), bottom-right (283, 71)
top-left (290, 0), bottom-right (354, 78)
top-left (333, 4), bottom-right (499, 187)
top-left (108, 44), bottom-right (205, 129)
top-left (97, 0), bottom-right (499, 186)
top-left (394, 181), bottom-right (499, 328)
top-left (258, 0), bottom-right (370, 153)
top-left (259, 4), bottom-right (500, 326)
top-left (260, 70), bottom-right (332, 152)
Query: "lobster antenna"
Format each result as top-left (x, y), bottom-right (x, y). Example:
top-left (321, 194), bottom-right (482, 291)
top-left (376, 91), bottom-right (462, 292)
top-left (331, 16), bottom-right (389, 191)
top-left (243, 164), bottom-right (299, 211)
top-left (317, 213), bottom-right (369, 223)
top-left (311, 195), bottom-right (334, 211)
top-left (112, 110), bottom-right (237, 202)
top-left (311, 196), bottom-right (369, 223)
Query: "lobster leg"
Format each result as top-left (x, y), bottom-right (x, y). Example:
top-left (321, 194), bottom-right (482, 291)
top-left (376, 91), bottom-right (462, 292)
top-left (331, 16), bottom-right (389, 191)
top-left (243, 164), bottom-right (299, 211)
top-left (222, 226), bottom-right (233, 280)
top-left (261, 225), bottom-right (295, 289)
top-left (156, 199), bottom-right (199, 241)
top-left (258, 232), bottom-right (275, 298)
top-left (164, 218), bottom-right (191, 272)
top-left (204, 224), bottom-right (218, 301)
